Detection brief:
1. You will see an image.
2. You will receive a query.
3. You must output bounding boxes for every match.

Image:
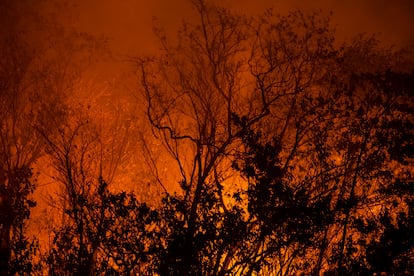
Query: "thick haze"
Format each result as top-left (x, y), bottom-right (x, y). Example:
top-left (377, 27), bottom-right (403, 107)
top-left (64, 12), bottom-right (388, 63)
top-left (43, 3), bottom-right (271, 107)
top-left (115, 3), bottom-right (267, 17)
top-left (1, 1), bottom-right (413, 270)
top-left (67, 0), bottom-right (414, 193)
top-left (73, 0), bottom-right (414, 57)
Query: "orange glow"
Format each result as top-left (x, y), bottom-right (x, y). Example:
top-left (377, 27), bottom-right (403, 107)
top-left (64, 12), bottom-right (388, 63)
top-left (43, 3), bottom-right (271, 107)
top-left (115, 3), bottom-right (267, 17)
top-left (1, 0), bottom-right (413, 274)
top-left (72, 0), bottom-right (414, 58)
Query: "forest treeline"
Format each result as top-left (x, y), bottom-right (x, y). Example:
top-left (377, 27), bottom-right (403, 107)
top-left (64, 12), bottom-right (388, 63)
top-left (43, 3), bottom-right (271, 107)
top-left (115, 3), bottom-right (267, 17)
top-left (1, 0), bottom-right (414, 275)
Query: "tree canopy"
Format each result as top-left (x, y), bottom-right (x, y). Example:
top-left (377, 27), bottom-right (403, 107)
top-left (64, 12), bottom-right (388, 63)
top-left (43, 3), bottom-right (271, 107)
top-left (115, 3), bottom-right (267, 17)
top-left (1, 0), bottom-right (413, 275)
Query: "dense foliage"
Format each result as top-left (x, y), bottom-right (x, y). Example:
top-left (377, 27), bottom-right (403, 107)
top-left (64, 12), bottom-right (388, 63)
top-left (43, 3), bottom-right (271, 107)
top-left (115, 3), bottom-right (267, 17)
top-left (1, 0), bottom-right (414, 275)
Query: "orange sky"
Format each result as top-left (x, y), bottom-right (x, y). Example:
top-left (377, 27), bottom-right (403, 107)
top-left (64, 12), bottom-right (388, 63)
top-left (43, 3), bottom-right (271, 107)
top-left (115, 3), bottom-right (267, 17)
top-left (73, 0), bottom-right (414, 57)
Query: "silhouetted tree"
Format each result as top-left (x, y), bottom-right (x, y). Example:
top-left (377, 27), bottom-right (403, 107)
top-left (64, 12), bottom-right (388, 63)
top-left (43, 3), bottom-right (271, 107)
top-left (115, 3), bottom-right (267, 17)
top-left (365, 197), bottom-right (414, 275)
top-left (0, 0), bottom-right (110, 273)
top-left (2, 0), bottom-right (411, 274)
top-left (46, 177), bottom-right (160, 275)
top-left (0, 1), bottom-right (69, 273)
top-left (137, 0), bottom-right (414, 274)
top-left (0, 167), bottom-right (39, 275)
top-left (316, 68), bottom-right (414, 275)
top-left (138, 0), bottom-right (339, 273)
top-left (40, 103), bottom-right (145, 274)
